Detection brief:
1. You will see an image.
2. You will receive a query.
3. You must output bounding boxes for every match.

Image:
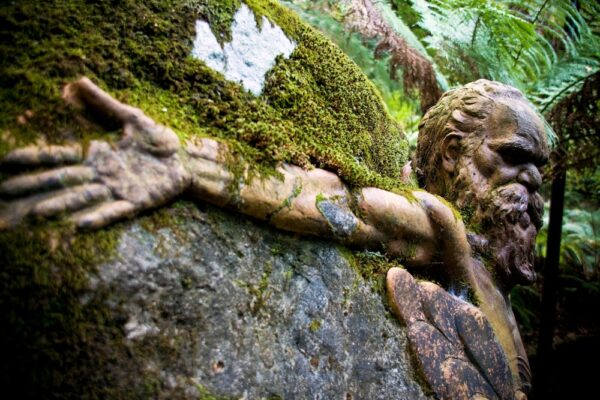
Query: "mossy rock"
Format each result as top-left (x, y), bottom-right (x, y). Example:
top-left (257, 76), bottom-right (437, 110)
top-left (0, 202), bottom-right (429, 399)
top-left (0, 1), bottom-right (418, 398)
top-left (0, 0), bottom-right (410, 191)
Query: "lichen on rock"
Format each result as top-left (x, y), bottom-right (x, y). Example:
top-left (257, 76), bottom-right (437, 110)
top-left (192, 3), bottom-right (296, 95)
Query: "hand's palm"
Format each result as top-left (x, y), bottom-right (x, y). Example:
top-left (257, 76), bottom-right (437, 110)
top-left (387, 268), bottom-right (515, 400)
top-left (0, 78), bottom-right (189, 229)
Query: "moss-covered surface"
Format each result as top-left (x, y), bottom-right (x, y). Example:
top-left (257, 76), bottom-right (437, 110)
top-left (342, 248), bottom-right (403, 303)
top-left (0, 1), bottom-right (418, 396)
top-left (0, 224), bottom-right (132, 398)
top-left (0, 0), bottom-right (411, 192)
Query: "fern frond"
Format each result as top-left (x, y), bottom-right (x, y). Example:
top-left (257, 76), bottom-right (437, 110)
top-left (342, 0), bottom-right (445, 111)
top-left (411, 0), bottom-right (595, 90)
top-left (530, 39), bottom-right (600, 112)
top-left (546, 71), bottom-right (600, 176)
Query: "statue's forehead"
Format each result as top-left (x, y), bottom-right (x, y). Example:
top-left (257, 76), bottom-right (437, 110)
top-left (486, 99), bottom-right (549, 159)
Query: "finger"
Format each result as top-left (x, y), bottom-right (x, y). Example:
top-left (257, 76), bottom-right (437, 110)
top-left (63, 77), bottom-right (141, 123)
top-left (404, 317), bottom-right (464, 400)
top-left (417, 281), bottom-right (461, 344)
top-left (440, 358), bottom-right (497, 400)
top-left (0, 190), bottom-right (57, 229)
top-left (64, 78), bottom-right (179, 156)
top-left (72, 200), bottom-right (135, 229)
top-left (386, 267), bottom-right (426, 324)
top-left (454, 303), bottom-right (514, 400)
top-left (0, 165), bottom-right (94, 197)
top-left (31, 184), bottom-right (112, 217)
top-left (1, 144), bottom-right (82, 167)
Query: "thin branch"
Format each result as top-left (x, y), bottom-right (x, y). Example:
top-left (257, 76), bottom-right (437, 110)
top-left (513, 0), bottom-right (551, 67)
top-left (471, 14), bottom-right (481, 48)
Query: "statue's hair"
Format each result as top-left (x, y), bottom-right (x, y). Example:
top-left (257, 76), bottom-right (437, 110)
top-left (415, 79), bottom-right (527, 192)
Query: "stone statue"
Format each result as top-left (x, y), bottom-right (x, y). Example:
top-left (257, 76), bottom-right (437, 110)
top-left (0, 77), bottom-right (548, 399)
top-left (389, 80), bottom-right (548, 399)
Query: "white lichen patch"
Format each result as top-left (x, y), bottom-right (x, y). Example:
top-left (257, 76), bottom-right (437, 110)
top-left (192, 19), bottom-right (225, 72)
top-left (191, 3), bottom-right (296, 95)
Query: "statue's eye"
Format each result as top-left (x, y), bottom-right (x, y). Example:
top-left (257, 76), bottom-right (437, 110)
top-left (498, 147), bottom-right (526, 165)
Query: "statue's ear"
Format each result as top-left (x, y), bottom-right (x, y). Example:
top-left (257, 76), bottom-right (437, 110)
top-left (441, 133), bottom-right (462, 174)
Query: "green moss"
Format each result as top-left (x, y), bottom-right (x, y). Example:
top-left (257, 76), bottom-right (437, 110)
top-left (267, 179), bottom-right (303, 221)
top-left (284, 183), bottom-right (300, 208)
top-left (139, 201), bottom-right (189, 232)
top-left (354, 251), bottom-right (395, 295)
top-left (315, 192), bottom-right (326, 204)
top-left (339, 247), bottom-right (400, 297)
top-left (0, 0), bottom-right (412, 193)
top-left (284, 180), bottom-right (303, 208)
top-left (123, 81), bottom-right (209, 142)
top-left (435, 194), bottom-right (463, 221)
top-left (309, 319), bottom-right (322, 332)
top-left (0, 222), bottom-right (134, 397)
top-left (139, 201), bottom-right (201, 258)
top-left (403, 241), bottom-right (419, 261)
top-left (195, 383), bottom-right (232, 400)
top-left (283, 267), bottom-right (294, 281)
top-left (270, 242), bottom-right (285, 256)
top-left (459, 204), bottom-right (475, 222)
top-left (337, 247), bottom-right (408, 322)
top-left (235, 261), bottom-right (273, 316)
top-left (458, 203), bottom-right (483, 233)
top-left (194, 0), bottom-right (242, 44)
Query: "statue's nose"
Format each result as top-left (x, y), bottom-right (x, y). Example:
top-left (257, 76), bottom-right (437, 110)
top-left (517, 164), bottom-right (542, 192)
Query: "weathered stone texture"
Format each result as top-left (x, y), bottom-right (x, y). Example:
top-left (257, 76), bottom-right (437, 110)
top-left (86, 202), bottom-right (428, 399)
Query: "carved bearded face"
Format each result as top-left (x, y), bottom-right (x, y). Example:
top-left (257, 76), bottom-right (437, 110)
top-left (448, 100), bottom-right (549, 287)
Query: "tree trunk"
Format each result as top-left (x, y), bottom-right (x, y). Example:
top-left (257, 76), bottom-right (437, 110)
top-left (534, 170), bottom-right (566, 396)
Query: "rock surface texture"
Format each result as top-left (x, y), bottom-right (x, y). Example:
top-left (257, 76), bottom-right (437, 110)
top-left (100, 204), bottom-right (427, 398)
top-left (0, 202), bottom-right (428, 399)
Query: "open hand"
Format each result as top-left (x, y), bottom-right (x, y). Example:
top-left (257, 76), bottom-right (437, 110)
top-left (387, 267), bottom-right (518, 400)
top-left (0, 77), bottom-right (190, 229)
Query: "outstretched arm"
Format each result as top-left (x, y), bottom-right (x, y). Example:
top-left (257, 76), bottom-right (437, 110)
top-left (180, 132), bottom-right (471, 274)
top-left (0, 77), bottom-right (471, 275)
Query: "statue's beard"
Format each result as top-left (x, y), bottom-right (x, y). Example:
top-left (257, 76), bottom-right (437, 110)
top-left (451, 169), bottom-right (544, 287)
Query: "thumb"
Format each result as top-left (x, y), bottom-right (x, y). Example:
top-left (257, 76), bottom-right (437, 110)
top-left (386, 267), bottom-right (426, 324)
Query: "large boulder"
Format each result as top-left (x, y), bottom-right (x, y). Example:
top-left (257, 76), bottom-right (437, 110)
top-left (1, 202), bottom-right (428, 398)
top-left (0, 0), bottom-right (426, 398)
